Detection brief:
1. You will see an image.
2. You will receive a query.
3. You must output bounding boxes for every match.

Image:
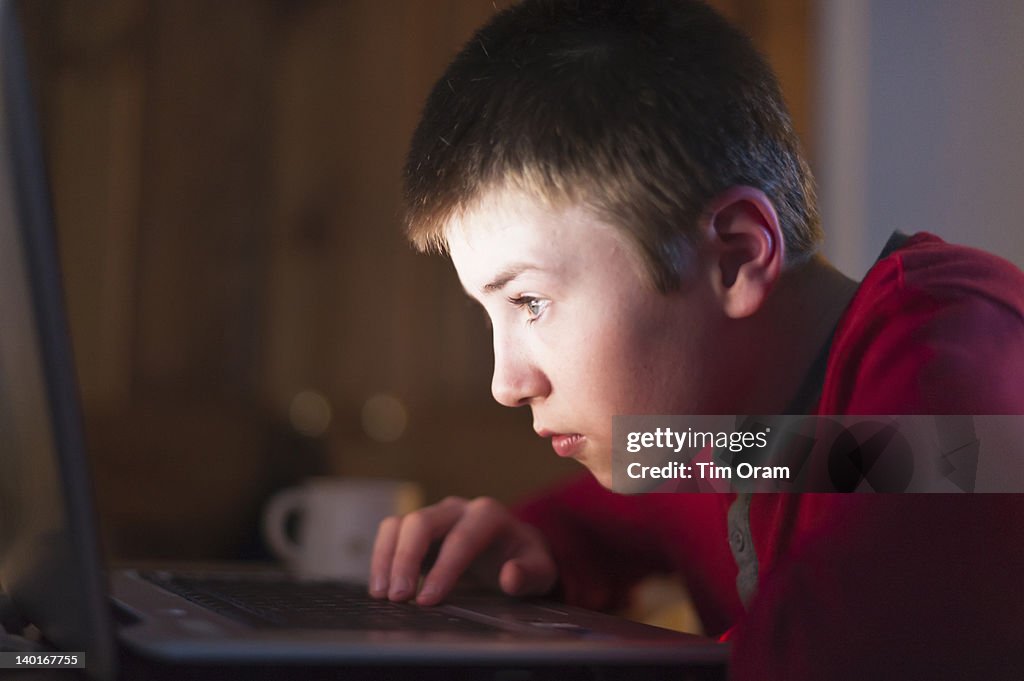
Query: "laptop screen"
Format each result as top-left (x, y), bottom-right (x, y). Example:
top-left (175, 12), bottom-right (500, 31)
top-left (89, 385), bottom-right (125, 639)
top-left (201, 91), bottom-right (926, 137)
top-left (0, 1), bottom-right (115, 677)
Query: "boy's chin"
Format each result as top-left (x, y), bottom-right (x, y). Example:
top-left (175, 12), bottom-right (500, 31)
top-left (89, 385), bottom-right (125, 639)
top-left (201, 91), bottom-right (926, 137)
top-left (582, 461), bottom-right (616, 491)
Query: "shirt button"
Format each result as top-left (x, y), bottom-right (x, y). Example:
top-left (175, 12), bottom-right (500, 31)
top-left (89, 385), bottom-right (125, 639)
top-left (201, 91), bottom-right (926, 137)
top-left (730, 529), bottom-right (746, 553)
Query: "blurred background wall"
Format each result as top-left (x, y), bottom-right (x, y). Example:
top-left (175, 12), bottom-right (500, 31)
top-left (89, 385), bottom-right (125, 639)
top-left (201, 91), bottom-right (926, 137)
top-left (818, 0), bottom-right (1024, 277)
top-left (22, 0), bottom-right (1019, 562)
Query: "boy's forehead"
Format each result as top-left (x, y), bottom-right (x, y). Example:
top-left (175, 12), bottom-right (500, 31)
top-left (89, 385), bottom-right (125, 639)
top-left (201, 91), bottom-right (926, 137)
top-left (445, 190), bottom-right (646, 297)
top-left (445, 188), bottom-right (609, 257)
top-left (444, 196), bottom-right (565, 293)
top-left (447, 190), bottom-right (550, 244)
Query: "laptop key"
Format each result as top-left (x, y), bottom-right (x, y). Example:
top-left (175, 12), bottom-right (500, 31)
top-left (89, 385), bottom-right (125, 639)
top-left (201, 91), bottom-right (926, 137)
top-left (140, 572), bottom-right (498, 632)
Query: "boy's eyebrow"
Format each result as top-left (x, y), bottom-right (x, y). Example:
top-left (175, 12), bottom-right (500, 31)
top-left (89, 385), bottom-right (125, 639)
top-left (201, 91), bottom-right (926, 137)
top-left (481, 263), bottom-right (540, 294)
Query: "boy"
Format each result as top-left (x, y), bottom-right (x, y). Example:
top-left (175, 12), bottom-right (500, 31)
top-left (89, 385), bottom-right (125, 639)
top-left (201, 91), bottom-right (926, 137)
top-left (370, 0), bottom-right (1024, 677)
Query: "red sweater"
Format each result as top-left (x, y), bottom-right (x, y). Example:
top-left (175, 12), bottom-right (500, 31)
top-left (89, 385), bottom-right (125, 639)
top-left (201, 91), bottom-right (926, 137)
top-left (514, 233), bottom-right (1024, 679)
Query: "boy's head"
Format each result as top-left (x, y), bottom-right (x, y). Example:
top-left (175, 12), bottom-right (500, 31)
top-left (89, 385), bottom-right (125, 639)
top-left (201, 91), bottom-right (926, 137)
top-left (404, 0), bottom-right (821, 291)
top-left (403, 0), bottom-right (824, 485)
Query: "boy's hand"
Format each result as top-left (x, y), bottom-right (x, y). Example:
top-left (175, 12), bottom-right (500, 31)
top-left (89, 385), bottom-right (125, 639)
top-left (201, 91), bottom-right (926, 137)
top-left (368, 495), bottom-right (558, 606)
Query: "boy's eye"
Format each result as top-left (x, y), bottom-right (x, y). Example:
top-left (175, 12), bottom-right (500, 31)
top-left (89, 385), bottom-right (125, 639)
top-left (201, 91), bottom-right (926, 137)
top-left (524, 299), bottom-right (545, 317)
top-left (508, 295), bottom-right (549, 322)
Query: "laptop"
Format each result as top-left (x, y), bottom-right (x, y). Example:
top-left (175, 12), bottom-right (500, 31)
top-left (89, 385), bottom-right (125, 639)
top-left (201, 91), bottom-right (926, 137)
top-left (0, 3), bottom-right (725, 679)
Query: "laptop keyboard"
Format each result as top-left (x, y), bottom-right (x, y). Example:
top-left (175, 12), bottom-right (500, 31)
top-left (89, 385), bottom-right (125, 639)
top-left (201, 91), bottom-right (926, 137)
top-left (140, 571), bottom-right (496, 632)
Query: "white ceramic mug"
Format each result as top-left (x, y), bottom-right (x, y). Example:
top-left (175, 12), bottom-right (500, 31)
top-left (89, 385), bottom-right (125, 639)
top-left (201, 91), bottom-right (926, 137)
top-left (262, 477), bottom-right (423, 581)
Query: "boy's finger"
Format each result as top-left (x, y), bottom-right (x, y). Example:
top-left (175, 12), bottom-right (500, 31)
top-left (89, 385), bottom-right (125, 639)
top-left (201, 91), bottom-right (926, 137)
top-left (416, 499), bottom-right (509, 605)
top-left (497, 550), bottom-right (557, 598)
top-left (368, 515), bottom-right (401, 597)
top-left (388, 500), bottom-right (466, 601)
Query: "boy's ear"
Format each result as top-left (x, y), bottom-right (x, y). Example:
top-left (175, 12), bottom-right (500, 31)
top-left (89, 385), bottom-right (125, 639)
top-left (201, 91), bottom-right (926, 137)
top-left (702, 186), bottom-right (784, 319)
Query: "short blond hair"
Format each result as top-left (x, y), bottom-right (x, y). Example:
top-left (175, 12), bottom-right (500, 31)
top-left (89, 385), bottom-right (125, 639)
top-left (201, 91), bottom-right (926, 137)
top-left (404, 0), bottom-right (822, 292)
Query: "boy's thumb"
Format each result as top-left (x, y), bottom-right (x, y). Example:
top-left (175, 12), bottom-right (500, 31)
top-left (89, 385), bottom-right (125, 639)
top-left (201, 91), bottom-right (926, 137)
top-left (499, 555), bottom-right (557, 597)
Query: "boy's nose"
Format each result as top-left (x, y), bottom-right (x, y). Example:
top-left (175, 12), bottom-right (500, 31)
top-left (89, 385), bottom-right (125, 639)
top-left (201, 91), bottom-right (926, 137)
top-left (491, 342), bottom-right (549, 408)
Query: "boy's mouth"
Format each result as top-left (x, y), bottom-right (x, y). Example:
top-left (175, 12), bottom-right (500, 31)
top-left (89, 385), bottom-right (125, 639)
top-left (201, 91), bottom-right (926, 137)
top-left (548, 433), bottom-right (585, 458)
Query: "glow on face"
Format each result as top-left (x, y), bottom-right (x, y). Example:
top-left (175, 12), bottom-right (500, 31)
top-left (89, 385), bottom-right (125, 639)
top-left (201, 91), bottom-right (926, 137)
top-left (446, 191), bottom-right (723, 487)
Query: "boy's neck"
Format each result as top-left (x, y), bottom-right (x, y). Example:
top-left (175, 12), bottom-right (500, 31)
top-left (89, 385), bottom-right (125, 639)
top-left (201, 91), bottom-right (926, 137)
top-left (732, 255), bottom-right (859, 414)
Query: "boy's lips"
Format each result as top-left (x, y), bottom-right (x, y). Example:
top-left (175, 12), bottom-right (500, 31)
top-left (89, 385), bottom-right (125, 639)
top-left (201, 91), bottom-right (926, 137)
top-left (537, 430), bottom-right (586, 458)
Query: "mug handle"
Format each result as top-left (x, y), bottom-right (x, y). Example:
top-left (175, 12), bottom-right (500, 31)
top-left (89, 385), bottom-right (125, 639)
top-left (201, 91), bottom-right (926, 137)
top-left (262, 487), bottom-right (306, 564)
